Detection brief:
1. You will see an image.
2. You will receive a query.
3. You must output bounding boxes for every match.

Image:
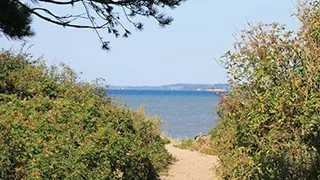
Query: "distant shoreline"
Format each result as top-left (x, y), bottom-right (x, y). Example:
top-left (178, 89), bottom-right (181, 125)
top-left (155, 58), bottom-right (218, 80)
top-left (109, 83), bottom-right (229, 92)
top-left (109, 89), bottom-right (229, 93)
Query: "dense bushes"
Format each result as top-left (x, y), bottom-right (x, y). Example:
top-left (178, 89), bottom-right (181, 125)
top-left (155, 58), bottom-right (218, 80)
top-left (210, 1), bottom-right (320, 179)
top-left (0, 50), bottom-right (174, 179)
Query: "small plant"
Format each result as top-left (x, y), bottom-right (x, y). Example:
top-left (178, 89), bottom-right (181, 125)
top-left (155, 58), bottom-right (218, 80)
top-left (175, 134), bottom-right (217, 155)
top-left (176, 139), bottom-right (194, 149)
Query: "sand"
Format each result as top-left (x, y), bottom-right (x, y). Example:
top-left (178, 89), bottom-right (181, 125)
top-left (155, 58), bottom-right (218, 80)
top-left (160, 144), bottom-right (219, 180)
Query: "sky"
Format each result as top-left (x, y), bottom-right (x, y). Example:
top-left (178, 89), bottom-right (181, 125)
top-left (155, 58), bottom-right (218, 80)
top-left (1, 0), bottom-right (300, 86)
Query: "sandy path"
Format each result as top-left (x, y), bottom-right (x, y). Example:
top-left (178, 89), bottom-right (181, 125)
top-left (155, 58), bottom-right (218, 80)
top-left (160, 144), bottom-right (219, 180)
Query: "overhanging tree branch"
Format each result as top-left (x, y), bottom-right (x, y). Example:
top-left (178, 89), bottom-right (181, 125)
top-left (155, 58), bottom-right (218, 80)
top-left (2, 0), bottom-right (186, 50)
top-left (38, 0), bottom-right (80, 5)
top-left (15, 0), bottom-right (108, 29)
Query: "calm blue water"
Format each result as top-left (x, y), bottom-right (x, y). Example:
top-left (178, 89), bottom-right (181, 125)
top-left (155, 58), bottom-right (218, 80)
top-left (108, 90), bottom-right (220, 139)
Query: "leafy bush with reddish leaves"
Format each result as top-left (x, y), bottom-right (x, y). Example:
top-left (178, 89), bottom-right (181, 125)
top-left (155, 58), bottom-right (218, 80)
top-left (0, 50), bottom-right (173, 179)
top-left (210, 1), bottom-right (320, 179)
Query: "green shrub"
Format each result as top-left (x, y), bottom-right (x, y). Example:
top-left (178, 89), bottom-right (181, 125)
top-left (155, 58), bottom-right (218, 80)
top-left (210, 1), bottom-right (320, 179)
top-left (175, 134), bottom-right (215, 155)
top-left (0, 49), bottom-right (173, 179)
top-left (176, 139), bottom-right (194, 149)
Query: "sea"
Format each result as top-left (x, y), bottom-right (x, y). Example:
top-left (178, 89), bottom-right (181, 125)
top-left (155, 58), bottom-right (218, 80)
top-left (108, 90), bottom-right (220, 139)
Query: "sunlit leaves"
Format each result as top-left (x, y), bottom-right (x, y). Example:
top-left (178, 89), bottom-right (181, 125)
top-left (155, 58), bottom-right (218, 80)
top-left (212, 1), bottom-right (320, 179)
top-left (0, 50), bottom-right (174, 179)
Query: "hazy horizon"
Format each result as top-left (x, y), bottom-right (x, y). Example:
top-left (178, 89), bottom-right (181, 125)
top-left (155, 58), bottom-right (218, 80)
top-left (109, 82), bottom-right (228, 86)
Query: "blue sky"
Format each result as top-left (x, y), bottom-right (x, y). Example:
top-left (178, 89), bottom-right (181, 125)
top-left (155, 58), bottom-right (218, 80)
top-left (1, 0), bottom-right (299, 86)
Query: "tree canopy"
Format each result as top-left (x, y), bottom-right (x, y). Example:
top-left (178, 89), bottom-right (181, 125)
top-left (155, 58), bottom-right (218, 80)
top-left (0, 0), bottom-right (185, 50)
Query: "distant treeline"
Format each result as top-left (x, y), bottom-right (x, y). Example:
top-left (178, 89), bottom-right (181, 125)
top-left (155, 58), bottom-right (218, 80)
top-left (110, 83), bottom-right (229, 91)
